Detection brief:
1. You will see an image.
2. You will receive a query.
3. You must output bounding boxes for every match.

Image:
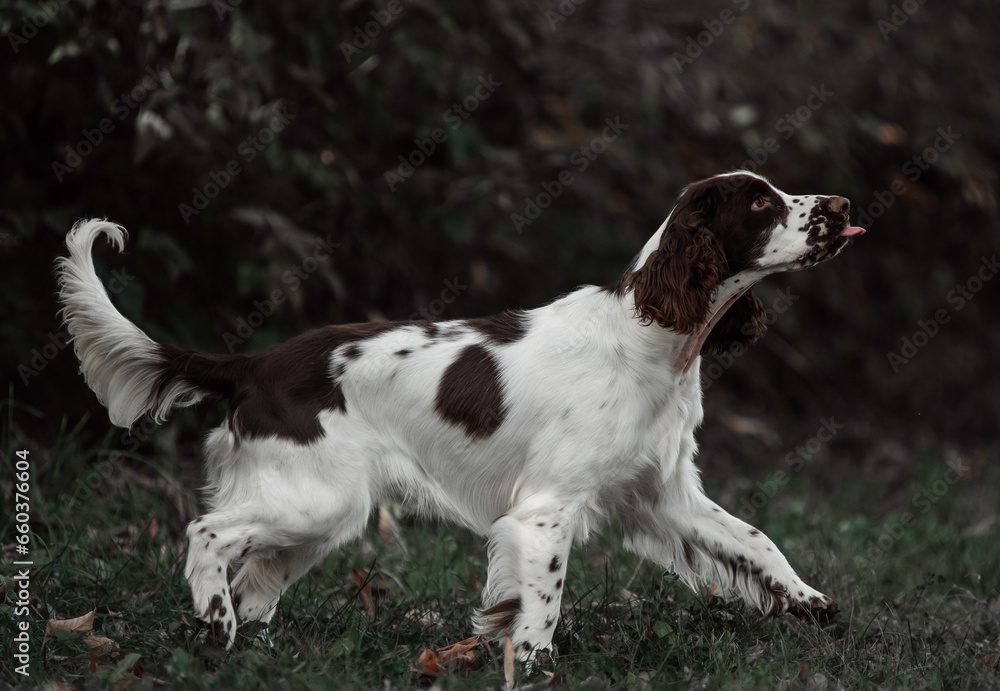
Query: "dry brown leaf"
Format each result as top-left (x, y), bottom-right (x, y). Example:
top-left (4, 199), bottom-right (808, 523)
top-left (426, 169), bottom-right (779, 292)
top-left (351, 567), bottom-right (396, 621)
top-left (504, 633), bottom-right (515, 690)
top-left (436, 635), bottom-right (482, 663)
top-left (358, 585), bottom-right (375, 620)
top-left (46, 609), bottom-right (95, 637)
top-left (410, 648), bottom-right (441, 677)
top-left (981, 651), bottom-right (1000, 667)
top-left (148, 518), bottom-right (159, 538)
top-left (82, 635), bottom-right (117, 652)
top-left (413, 636), bottom-right (486, 677)
top-left (89, 647), bottom-right (101, 671)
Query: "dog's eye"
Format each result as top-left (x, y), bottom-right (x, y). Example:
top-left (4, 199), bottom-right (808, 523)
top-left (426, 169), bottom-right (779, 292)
top-left (752, 195), bottom-right (770, 211)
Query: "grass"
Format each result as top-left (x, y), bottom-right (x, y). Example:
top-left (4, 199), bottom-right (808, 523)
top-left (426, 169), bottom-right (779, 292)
top-left (2, 407), bottom-right (999, 690)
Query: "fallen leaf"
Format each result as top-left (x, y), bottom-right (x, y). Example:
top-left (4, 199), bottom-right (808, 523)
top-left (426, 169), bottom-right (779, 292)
top-left (352, 568), bottom-right (395, 621)
top-left (410, 648), bottom-right (441, 677)
top-left (504, 633), bottom-right (515, 690)
top-left (981, 651), bottom-right (1000, 667)
top-left (436, 635), bottom-right (482, 663)
top-left (805, 672), bottom-right (828, 690)
top-left (89, 647), bottom-right (101, 671)
top-left (148, 519), bottom-right (159, 538)
top-left (358, 584), bottom-right (375, 620)
top-left (82, 635), bottom-right (117, 652)
top-left (46, 609), bottom-right (95, 637)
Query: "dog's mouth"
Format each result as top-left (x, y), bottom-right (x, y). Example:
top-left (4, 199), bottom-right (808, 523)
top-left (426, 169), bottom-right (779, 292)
top-left (797, 218), bottom-right (866, 268)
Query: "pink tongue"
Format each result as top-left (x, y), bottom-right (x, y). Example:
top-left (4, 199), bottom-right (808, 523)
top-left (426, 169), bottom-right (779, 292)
top-left (841, 226), bottom-right (866, 237)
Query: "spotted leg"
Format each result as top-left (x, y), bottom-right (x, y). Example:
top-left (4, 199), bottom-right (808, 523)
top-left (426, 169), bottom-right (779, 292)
top-left (183, 512), bottom-right (250, 646)
top-left (624, 461), bottom-right (838, 620)
top-left (473, 496), bottom-right (573, 660)
top-left (184, 499), bottom-right (368, 648)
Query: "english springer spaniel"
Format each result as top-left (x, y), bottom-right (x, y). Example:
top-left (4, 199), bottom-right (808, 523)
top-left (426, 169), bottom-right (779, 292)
top-left (57, 171), bottom-right (864, 658)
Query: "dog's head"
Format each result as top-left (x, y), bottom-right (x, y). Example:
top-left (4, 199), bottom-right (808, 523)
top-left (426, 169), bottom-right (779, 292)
top-left (623, 171), bottom-right (864, 361)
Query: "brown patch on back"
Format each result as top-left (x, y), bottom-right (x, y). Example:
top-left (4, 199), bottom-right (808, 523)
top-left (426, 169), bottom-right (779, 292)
top-left (157, 321), bottom-right (402, 444)
top-left (435, 344), bottom-right (506, 438)
top-left (464, 310), bottom-right (527, 345)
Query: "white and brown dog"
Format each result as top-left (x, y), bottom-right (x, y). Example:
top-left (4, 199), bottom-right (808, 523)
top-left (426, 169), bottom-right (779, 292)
top-left (57, 171), bottom-right (863, 658)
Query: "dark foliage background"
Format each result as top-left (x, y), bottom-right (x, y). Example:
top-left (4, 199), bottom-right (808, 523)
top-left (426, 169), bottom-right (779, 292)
top-left (3, 0), bottom-right (998, 490)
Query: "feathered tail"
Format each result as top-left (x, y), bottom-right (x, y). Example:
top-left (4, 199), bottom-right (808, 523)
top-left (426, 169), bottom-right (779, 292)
top-left (56, 219), bottom-right (235, 428)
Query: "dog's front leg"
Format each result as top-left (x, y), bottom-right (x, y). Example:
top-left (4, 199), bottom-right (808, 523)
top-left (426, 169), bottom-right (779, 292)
top-left (473, 495), bottom-right (573, 660)
top-left (624, 469), bottom-right (838, 620)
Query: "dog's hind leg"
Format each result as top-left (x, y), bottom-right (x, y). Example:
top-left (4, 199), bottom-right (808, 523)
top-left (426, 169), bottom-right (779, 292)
top-left (230, 543), bottom-right (334, 625)
top-left (184, 498), bottom-right (370, 648)
top-left (183, 512), bottom-right (252, 648)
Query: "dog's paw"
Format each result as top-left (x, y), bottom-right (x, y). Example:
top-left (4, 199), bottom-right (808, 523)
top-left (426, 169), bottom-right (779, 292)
top-left (231, 586), bottom-right (279, 624)
top-left (194, 592), bottom-right (237, 648)
top-left (787, 592), bottom-right (839, 622)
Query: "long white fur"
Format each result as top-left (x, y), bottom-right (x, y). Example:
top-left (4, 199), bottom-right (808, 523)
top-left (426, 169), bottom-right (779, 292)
top-left (56, 220), bottom-right (203, 426)
top-left (58, 172), bottom-right (841, 659)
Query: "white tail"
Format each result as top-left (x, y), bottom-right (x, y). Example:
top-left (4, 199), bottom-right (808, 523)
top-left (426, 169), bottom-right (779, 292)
top-left (56, 220), bottom-right (205, 427)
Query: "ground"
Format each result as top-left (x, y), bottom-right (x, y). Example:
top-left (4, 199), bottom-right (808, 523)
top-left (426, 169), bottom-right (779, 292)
top-left (3, 407), bottom-right (997, 689)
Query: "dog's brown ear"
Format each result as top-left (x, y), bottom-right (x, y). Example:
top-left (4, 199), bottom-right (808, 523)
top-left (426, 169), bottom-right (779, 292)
top-left (625, 227), bottom-right (726, 333)
top-left (625, 184), bottom-right (727, 333)
top-left (701, 289), bottom-right (767, 354)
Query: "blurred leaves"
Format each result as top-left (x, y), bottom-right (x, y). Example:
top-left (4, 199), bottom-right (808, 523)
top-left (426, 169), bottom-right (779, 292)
top-left (2, 0), bottom-right (999, 446)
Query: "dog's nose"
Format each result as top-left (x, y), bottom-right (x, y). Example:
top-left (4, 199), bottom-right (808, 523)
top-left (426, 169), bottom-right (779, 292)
top-left (823, 196), bottom-right (850, 215)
